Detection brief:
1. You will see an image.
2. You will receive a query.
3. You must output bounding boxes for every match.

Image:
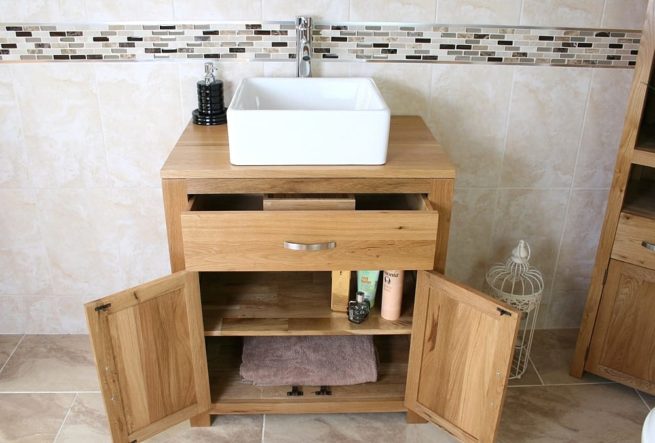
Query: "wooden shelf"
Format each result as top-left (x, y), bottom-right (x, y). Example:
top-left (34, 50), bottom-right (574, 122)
top-left (207, 336), bottom-right (409, 414)
top-left (633, 147), bottom-right (655, 168)
top-left (623, 179), bottom-right (655, 219)
top-left (201, 272), bottom-right (415, 336)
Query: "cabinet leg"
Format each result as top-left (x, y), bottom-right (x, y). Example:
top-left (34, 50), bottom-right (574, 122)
top-left (190, 413), bottom-right (212, 427)
top-left (406, 410), bottom-right (427, 424)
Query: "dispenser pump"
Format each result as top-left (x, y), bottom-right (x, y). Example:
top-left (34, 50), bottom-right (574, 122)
top-left (192, 62), bottom-right (227, 126)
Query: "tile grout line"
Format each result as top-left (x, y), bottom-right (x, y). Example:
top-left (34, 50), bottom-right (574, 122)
top-left (53, 392), bottom-right (77, 443)
top-left (636, 389), bottom-right (652, 411)
top-left (529, 358), bottom-right (546, 386)
top-left (0, 334), bottom-right (25, 376)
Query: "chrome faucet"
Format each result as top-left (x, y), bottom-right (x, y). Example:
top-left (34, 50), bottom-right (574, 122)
top-left (296, 16), bottom-right (312, 77)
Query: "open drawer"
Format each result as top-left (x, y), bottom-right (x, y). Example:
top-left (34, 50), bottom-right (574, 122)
top-left (180, 194), bottom-right (439, 272)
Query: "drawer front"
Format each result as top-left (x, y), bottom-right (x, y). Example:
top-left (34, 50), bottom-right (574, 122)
top-left (181, 210), bottom-right (439, 271)
top-left (612, 212), bottom-right (655, 270)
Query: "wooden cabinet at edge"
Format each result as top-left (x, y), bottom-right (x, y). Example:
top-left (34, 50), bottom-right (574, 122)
top-left (84, 117), bottom-right (520, 443)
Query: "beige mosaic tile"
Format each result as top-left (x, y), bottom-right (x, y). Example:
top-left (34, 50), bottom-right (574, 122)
top-left (0, 393), bottom-right (74, 442)
top-left (498, 383), bottom-right (647, 442)
top-left (0, 335), bottom-right (98, 392)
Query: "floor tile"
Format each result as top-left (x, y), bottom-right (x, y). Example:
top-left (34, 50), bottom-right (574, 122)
top-left (148, 415), bottom-right (264, 443)
top-left (638, 390), bottom-right (655, 409)
top-left (0, 335), bottom-right (98, 392)
top-left (0, 393), bottom-right (74, 442)
top-left (498, 383), bottom-right (647, 442)
top-left (0, 335), bottom-right (22, 369)
top-left (530, 329), bottom-right (610, 385)
top-left (262, 412), bottom-right (457, 443)
top-left (56, 393), bottom-right (110, 442)
top-left (508, 359), bottom-right (542, 387)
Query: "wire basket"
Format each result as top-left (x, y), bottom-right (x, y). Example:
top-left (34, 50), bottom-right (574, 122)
top-left (485, 240), bottom-right (544, 379)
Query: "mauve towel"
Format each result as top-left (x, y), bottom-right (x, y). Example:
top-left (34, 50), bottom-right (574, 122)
top-left (240, 336), bottom-right (378, 386)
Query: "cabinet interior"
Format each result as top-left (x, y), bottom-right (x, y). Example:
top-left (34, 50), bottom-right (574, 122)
top-left (206, 335), bottom-right (410, 407)
top-left (200, 271), bottom-right (417, 336)
top-left (624, 164), bottom-right (655, 217)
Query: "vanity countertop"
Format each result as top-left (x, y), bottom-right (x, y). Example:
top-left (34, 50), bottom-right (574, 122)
top-left (161, 116), bottom-right (455, 180)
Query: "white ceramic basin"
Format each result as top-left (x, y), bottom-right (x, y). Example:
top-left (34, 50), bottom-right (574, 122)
top-left (227, 77), bottom-right (390, 165)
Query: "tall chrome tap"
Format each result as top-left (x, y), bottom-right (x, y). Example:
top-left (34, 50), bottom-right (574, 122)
top-left (296, 16), bottom-right (312, 77)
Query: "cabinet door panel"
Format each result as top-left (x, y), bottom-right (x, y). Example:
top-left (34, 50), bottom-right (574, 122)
top-left (86, 271), bottom-right (210, 442)
top-left (586, 260), bottom-right (655, 393)
top-left (405, 271), bottom-right (519, 443)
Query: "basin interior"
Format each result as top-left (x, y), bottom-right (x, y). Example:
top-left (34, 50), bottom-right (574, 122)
top-left (229, 77), bottom-right (389, 112)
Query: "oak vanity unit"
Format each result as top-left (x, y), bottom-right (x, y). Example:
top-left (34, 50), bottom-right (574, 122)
top-left (85, 116), bottom-right (520, 443)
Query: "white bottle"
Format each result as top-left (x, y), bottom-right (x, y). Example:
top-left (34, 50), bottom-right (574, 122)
top-left (381, 270), bottom-right (404, 321)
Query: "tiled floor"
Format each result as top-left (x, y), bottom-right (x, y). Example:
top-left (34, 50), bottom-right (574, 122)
top-left (0, 330), bottom-right (651, 443)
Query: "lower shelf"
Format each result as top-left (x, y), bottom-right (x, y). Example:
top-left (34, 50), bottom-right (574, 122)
top-left (206, 336), bottom-right (409, 414)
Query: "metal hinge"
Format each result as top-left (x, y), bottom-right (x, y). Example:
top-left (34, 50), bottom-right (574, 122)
top-left (95, 303), bottom-right (111, 312)
top-left (287, 386), bottom-right (303, 396)
top-left (497, 307), bottom-right (512, 317)
top-left (315, 386), bottom-right (332, 396)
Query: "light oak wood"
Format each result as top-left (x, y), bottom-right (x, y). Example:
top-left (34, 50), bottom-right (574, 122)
top-left (85, 271), bottom-right (210, 442)
top-left (429, 179), bottom-right (454, 273)
top-left (586, 260), bottom-right (655, 394)
top-left (571, 0), bottom-right (655, 377)
top-left (405, 271), bottom-right (519, 443)
top-left (612, 213), bottom-right (655, 270)
top-left (201, 272), bottom-right (413, 336)
top-left (331, 270), bottom-right (351, 312)
top-left (181, 209), bottom-right (439, 272)
top-left (161, 117), bottom-right (455, 180)
top-left (633, 148), bottom-right (655, 168)
top-left (264, 194), bottom-right (356, 211)
top-left (162, 179), bottom-right (190, 272)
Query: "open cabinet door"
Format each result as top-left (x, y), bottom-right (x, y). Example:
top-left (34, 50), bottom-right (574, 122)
top-left (85, 271), bottom-right (210, 443)
top-left (405, 271), bottom-right (520, 443)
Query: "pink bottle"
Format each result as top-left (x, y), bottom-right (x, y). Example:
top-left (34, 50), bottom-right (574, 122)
top-left (381, 270), bottom-right (404, 321)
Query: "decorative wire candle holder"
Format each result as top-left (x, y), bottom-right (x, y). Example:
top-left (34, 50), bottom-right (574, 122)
top-left (485, 240), bottom-right (544, 379)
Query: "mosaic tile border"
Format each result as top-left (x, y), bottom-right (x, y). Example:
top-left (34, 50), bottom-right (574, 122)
top-left (0, 22), bottom-right (641, 68)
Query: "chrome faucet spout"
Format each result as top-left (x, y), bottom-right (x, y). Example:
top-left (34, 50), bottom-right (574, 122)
top-left (296, 16), bottom-right (312, 77)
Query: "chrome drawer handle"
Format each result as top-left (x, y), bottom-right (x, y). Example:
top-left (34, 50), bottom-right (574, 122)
top-left (642, 241), bottom-right (655, 252)
top-left (284, 241), bottom-right (336, 251)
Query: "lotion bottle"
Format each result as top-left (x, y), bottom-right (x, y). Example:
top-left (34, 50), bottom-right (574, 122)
top-left (381, 270), bottom-right (404, 321)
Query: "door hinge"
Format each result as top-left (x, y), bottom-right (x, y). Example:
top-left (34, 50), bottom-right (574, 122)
top-left (287, 386), bottom-right (303, 396)
top-left (497, 307), bottom-right (512, 317)
top-left (95, 303), bottom-right (112, 312)
top-left (315, 386), bottom-right (332, 396)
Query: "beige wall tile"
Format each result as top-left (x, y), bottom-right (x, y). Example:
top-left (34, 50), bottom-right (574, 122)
top-left (350, 0), bottom-right (436, 22)
top-left (13, 64), bottom-right (109, 189)
top-left (491, 189), bottom-right (570, 306)
top-left (87, 0), bottom-right (173, 21)
top-left (262, 0), bottom-right (349, 21)
top-left (521, 0), bottom-right (605, 27)
top-left (35, 189), bottom-right (126, 297)
top-left (24, 295), bottom-right (88, 334)
top-left (574, 69), bottom-right (634, 189)
top-left (603, 0), bottom-right (649, 29)
top-left (545, 189), bottom-right (608, 328)
top-left (174, 0), bottom-right (261, 20)
top-left (0, 393), bottom-right (75, 442)
top-left (445, 188), bottom-right (497, 289)
top-left (311, 61), bottom-right (352, 77)
top-left (437, 0), bottom-right (521, 25)
top-left (0, 297), bottom-right (27, 334)
top-left (0, 0), bottom-right (86, 22)
top-left (96, 63), bottom-right (183, 188)
top-left (429, 64), bottom-right (514, 187)
top-left (263, 62), bottom-right (297, 77)
top-left (0, 67), bottom-right (30, 188)
top-left (501, 67), bottom-right (591, 188)
top-left (349, 63), bottom-right (431, 117)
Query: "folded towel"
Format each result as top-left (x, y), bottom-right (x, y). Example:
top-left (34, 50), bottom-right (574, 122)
top-left (240, 336), bottom-right (378, 387)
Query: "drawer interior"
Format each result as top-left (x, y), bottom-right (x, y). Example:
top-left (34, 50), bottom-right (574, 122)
top-left (189, 193), bottom-right (431, 212)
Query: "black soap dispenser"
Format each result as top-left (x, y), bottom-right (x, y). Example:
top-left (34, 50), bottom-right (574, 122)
top-left (192, 62), bottom-right (227, 126)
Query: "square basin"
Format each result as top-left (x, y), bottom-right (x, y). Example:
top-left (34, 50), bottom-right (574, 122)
top-left (226, 77), bottom-right (390, 165)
